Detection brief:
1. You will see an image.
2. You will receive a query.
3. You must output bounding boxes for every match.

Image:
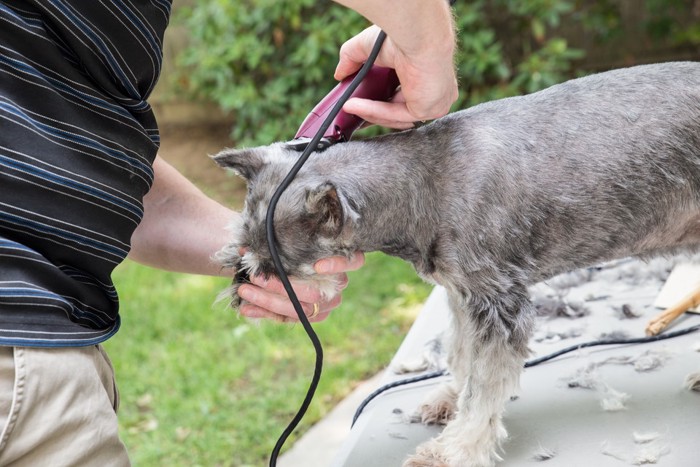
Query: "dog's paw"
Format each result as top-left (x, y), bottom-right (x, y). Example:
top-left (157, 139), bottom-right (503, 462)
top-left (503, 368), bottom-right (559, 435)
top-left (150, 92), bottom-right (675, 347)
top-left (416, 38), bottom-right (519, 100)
top-left (407, 411), bottom-right (507, 467)
top-left (417, 383), bottom-right (458, 425)
top-left (403, 447), bottom-right (449, 467)
top-left (405, 437), bottom-right (498, 467)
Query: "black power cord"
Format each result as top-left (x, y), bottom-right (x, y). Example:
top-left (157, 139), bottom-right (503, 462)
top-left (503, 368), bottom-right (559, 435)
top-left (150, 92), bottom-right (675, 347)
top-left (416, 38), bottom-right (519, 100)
top-left (266, 30), bottom-right (389, 467)
top-left (350, 322), bottom-right (700, 427)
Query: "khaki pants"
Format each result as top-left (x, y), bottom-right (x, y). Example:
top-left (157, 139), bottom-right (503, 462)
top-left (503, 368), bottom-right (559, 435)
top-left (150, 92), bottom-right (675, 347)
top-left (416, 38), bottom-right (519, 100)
top-left (0, 346), bottom-right (130, 466)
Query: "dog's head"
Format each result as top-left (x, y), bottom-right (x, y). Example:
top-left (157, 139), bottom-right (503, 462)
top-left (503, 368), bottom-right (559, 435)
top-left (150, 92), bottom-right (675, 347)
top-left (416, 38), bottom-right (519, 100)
top-left (213, 143), bottom-right (358, 305)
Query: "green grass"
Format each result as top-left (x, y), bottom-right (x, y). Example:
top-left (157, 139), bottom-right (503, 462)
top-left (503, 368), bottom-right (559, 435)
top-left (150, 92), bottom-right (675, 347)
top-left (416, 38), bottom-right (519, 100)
top-left (106, 252), bottom-right (432, 466)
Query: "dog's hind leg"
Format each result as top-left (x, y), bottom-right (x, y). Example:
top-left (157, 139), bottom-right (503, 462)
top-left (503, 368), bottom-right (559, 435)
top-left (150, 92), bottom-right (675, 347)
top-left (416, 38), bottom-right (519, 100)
top-left (407, 288), bottom-right (534, 467)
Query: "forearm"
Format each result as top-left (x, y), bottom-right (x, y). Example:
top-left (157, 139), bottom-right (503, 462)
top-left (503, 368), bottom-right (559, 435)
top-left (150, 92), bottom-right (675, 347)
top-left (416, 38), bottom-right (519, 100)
top-left (128, 155), bottom-right (239, 277)
top-left (333, 0), bottom-right (455, 56)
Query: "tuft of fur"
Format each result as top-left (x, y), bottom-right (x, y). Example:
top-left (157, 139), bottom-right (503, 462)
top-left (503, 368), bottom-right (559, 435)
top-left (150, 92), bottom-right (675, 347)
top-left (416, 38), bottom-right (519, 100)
top-left (633, 431), bottom-right (662, 444)
top-left (530, 445), bottom-right (557, 462)
top-left (566, 349), bottom-right (672, 412)
top-left (683, 371), bottom-right (700, 392)
top-left (394, 334), bottom-right (447, 374)
top-left (214, 62), bottom-right (700, 466)
top-left (602, 440), bottom-right (671, 465)
top-left (617, 304), bottom-right (642, 319)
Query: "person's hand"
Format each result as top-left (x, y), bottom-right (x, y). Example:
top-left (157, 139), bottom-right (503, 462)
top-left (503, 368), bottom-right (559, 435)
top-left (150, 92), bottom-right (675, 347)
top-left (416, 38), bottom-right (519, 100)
top-left (236, 252), bottom-right (365, 323)
top-left (334, 24), bottom-right (458, 129)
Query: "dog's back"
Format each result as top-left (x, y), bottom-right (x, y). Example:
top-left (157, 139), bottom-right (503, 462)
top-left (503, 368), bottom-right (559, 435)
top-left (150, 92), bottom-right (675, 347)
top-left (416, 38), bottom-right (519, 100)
top-left (419, 62), bottom-right (700, 283)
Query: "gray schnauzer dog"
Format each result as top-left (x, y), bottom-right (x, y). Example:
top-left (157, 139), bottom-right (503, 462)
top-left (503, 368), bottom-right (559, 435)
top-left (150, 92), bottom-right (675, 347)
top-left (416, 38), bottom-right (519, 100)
top-left (213, 61), bottom-right (700, 466)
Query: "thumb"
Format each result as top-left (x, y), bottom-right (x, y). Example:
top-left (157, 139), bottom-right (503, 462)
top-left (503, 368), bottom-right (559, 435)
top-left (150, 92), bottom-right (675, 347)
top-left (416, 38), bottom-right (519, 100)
top-left (334, 26), bottom-right (383, 80)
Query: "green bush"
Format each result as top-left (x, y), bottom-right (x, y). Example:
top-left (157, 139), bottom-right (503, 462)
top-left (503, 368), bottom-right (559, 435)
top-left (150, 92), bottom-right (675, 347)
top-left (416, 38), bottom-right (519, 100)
top-left (174, 0), bottom-right (697, 146)
top-left (175, 0), bottom-right (368, 145)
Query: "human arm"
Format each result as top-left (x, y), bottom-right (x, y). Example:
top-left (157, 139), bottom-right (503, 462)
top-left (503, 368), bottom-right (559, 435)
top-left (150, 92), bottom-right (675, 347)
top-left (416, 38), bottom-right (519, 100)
top-left (128, 155), bottom-right (363, 321)
top-left (128, 155), bottom-right (237, 276)
top-left (333, 0), bottom-right (458, 128)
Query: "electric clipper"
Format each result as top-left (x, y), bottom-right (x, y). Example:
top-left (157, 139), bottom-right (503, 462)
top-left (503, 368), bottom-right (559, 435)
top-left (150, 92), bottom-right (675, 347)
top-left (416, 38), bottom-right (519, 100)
top-left (287, 65), bottom-right (399, 151)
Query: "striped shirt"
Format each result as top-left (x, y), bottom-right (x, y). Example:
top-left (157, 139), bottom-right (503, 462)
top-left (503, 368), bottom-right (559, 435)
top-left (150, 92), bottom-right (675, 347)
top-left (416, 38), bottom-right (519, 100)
top-left (0, 0), bottom-right (171, 346)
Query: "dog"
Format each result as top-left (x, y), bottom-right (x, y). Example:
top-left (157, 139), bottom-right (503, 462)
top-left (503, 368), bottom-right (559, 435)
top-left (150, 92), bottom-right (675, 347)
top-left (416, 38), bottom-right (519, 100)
top-left (213, 61), bottom-right (700, 466)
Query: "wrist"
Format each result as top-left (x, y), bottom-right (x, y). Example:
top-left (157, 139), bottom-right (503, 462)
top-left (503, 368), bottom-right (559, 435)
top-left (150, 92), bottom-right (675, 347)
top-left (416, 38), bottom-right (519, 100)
top-left (403, 5), bottom-right (456, 65)
top-left (335, 0), bottom-right (456, 57)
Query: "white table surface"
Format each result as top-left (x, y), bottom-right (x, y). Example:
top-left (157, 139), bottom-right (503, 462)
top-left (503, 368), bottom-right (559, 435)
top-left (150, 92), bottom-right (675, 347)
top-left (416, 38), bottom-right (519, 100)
top-left (333, 257), bottom-right (700, 467)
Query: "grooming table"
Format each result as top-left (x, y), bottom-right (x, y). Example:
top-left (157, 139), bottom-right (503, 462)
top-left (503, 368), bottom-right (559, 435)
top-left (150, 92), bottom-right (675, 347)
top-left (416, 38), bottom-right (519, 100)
top-left (333, 257), bottom-right (700, 467)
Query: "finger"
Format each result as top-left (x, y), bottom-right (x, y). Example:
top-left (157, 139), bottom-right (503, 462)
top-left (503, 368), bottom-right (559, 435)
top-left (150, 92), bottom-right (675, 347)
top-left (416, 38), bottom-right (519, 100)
top-left (315, 251), bottom-right (365, 274)
top-left (240, 303), bottom-right (331, 323)
top-left (239, 302), bottom-right (293, 323)
top-left (336, 273), bottom-right (349, 291)
top-left (334, 26), bottom-right (384, 80)
top-left (334, 57), bottom-right (362, 82)
top-left (238, 283), bottom-right (314, 319)
top-left (342, 98), bottom-right (418, 129)
top-left (238, 280), bottom-right (343, 320)
top-left (247, 275), bottom-right (326, 304)
top-left (354, 91), bottom-right (405, 130)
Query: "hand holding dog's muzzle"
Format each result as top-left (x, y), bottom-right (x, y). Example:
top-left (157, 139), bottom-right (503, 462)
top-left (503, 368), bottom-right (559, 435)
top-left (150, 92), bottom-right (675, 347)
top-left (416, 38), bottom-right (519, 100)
top-left (236, 252), bottom-right (364, 323)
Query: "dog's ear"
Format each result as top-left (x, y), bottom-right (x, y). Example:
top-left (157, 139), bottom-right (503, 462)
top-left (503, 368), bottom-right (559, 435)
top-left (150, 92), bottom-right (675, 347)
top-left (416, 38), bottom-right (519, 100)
top-left (305, 182), bottom-right (345, 238)
top-left (212, 147), bottom-right (265, 181)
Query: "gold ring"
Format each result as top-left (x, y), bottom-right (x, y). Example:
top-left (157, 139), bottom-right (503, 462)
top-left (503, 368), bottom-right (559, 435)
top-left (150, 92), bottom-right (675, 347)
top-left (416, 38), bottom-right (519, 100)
top-left (310, 303), bottom-right (320, 319)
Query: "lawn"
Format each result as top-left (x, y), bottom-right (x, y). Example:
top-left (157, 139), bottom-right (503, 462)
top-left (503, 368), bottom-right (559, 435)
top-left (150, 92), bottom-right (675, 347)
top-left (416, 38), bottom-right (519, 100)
top-left (106, 252), bottom-right (432, 466)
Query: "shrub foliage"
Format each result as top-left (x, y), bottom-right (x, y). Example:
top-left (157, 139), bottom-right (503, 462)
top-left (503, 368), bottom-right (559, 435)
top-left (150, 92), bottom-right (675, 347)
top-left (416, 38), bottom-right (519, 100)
top-left (175, 0), bottom-right (698, 146)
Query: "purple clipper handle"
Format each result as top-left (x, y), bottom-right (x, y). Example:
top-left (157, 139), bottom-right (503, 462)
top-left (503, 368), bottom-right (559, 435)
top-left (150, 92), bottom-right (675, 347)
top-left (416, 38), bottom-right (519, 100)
top-left (288, 66), bottom-right (400, 151)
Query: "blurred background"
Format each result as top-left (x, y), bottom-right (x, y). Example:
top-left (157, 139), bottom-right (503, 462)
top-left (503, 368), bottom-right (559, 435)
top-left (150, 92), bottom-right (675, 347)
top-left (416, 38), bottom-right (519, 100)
top-left (106, 1), bottom-right (700, 466)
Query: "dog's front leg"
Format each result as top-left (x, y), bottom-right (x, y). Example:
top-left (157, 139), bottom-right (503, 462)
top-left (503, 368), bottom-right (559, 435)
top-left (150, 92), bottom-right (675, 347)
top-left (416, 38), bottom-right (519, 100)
top-left (407, 290), bottom-right (533, 467)
top-left (417, 294), bottom-right (474, 426)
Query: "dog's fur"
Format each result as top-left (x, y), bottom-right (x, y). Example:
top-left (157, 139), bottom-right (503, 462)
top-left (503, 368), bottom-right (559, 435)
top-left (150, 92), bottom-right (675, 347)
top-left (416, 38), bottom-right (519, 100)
top-left (213, 62), bottom-right (700, 466)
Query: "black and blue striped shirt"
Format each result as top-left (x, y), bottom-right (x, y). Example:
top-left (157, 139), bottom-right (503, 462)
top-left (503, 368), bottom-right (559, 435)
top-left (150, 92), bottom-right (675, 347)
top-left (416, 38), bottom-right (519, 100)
top-left (0, 0), bottom-right (171, 346)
